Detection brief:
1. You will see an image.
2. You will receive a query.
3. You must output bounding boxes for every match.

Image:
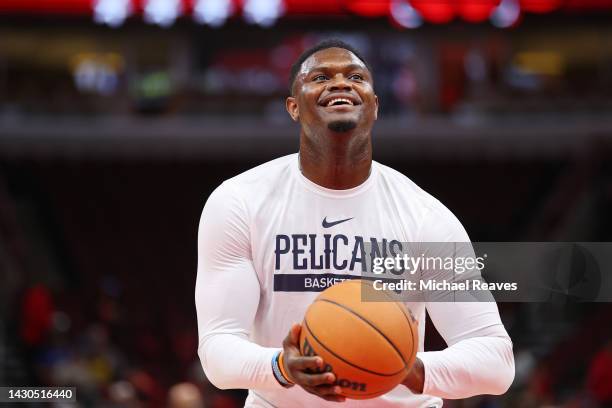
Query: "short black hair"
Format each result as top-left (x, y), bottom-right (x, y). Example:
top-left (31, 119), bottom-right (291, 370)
top-left (288, 39), bottom-right (372, 95)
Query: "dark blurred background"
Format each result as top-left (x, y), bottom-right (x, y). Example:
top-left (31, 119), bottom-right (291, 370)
top-left (1, 1), bottom-right (612, 407)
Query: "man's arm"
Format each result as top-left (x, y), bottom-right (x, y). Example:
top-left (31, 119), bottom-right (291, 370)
top-left (195, 183), bottom-right (283, 390)
top-left (195, 183), bottom-right (341, 399)
top-left (415, 303), bottom-right (514, 398)
top-left (404, 203), bottom-right (515, 398)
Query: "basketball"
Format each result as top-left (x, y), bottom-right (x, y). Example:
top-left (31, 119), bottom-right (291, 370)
top-left (299, 279), bottom-right (419, 399)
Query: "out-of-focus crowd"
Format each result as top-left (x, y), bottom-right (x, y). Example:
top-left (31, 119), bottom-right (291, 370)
top-left (11, 284), bottom-right (612, 408)
top-left (12, 283), bottom-right (246, 408)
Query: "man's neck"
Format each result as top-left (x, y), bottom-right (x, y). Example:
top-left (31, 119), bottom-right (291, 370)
top-left (298, 132), bottom-right (372, 190)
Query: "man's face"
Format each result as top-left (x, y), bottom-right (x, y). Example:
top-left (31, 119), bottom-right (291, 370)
top-left (286, 47), bottom-right (378, 136)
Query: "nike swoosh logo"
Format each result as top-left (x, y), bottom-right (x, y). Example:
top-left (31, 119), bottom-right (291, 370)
top-left (322, 217), bottom-right (353, 228)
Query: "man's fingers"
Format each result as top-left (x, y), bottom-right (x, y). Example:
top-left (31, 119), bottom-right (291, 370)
top-left (293, 371), bottom-right (335, 387)
top-left (287, 355), bottom-right (324, 372)
top-left (289, 323), bottom-right (301, 345)
top-left (281, 323), bottom-right (345, 402)
top-left (319, 394), bottom-right (346, 403)
top-left (302, 385), bottom-right (343, 396)
top-left (302, 385), bottom-right (346, 402)
top-left (321, 395), bottom-right (346, 403)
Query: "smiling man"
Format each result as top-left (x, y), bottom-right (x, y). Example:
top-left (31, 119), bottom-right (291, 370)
top-left (195, 39), bottom-right (514, 407)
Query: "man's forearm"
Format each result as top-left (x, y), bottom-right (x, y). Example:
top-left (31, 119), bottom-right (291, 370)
top-left (199, 333), bottom-right (284, 391)
top-left (415, 336), bottom-right (514, 399)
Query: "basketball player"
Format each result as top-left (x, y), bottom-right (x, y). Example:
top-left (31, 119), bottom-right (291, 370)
top-left (195, 40), bottom-right (514, 407)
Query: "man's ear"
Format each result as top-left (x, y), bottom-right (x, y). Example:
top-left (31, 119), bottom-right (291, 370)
top-left (286, 96), bottom-right (299, 122)
top-left (374, 94), bottom-right (379, 121)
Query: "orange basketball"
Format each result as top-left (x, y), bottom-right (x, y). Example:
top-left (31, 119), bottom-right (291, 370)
top-left (299, 279), bottom-right (419, 399)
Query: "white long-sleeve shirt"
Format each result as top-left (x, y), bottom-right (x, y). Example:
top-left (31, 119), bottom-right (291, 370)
top-left (195, 153), bottom-right (514, 408)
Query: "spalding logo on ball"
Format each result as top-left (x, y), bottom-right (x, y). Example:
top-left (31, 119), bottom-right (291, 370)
top-left (299, 279), bottom-right (419, 399)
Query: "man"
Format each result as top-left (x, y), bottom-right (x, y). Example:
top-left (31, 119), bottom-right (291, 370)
top-left (195, 39), bottom-right (514, 407)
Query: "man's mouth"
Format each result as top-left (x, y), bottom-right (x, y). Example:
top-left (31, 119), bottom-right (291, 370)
top-left (319, 94), bottom-right (361, 108)
top-left (326, 98), bottom-right (354, 107)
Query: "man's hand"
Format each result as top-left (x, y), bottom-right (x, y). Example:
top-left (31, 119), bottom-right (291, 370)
top-left (281, 323), bottom-right (346, 402)
top-left (402, 357), bottom-right (425, 394)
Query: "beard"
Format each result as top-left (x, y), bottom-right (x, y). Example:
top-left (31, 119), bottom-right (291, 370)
top-left (327, 119), bottom-right (357, 133)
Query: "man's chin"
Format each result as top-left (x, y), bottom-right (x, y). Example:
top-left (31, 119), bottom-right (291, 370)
top-left (327, 120), bottom-right (357, 133)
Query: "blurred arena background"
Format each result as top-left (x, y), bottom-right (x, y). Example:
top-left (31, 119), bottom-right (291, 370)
top-left (1, 0), bottom-right (612, 407)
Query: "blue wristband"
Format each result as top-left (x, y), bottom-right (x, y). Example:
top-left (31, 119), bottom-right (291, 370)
top-left (272, 351), bottom-right (293, 387)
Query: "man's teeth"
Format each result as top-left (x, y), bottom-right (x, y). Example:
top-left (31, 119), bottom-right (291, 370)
top-left (326, 98), bottom-right (353, 107)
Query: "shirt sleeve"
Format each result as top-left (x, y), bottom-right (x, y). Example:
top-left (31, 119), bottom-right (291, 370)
top-left (195, 182), bottom-right (284, 391)
top-left (415, 202), bottom-right (515, 398)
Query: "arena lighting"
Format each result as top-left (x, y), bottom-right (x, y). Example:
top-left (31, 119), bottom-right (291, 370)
top-left (0, 0), bottom-right (91, 14)
top-left (282, 0), bottom-right (344, 14)
top-left (143, 0), bottom-right (183, 27)
top-left (457, 0), bottom-right (500, 23)
top-left (389, 0), bottom-right (423, 28)
top-left (93, 0), bottom-right (132, 27)
top-left (520, 0), bottom-right (562, 13)
top-left (346, 0), bottom-right (391, 17)
top-left (409, 0), bottom-right (455, 24)
top-left (243, 0), bottom-right (285, 27)
top-left (193, 0), bottom-right (234, 27)
top-left (3, 0), bottom-right (602, 25)
top-left (490, 0), bottom-right (521, 27)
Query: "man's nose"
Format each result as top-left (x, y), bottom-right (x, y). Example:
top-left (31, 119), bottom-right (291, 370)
top-left (328, 74), bottom-right (352, 91)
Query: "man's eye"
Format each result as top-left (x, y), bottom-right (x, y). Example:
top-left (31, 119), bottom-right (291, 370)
top-left (350, 74), bottom-right (364, 81)
top-left (313, 75), bottom-right (328, 81)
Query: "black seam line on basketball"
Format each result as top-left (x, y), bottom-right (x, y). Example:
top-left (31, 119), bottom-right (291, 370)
top-left (346, 279), bottom-right (415, 364)
top-left (394, 302), bottom-right (416, 365)
top-left (303, 318), bottom-right (407, 377)
top-left (317, 298), bottom-right (410, 370)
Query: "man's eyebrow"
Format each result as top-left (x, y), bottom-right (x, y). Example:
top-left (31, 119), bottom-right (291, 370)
top-left (305, 63), bottom-right (368, 74)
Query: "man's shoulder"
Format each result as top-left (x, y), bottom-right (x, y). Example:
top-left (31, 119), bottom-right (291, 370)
top-left (218, 153), bottom-right (296, 195)
top-left (374, 160), bottom-right (441, 212)
top-left (375, 161), bottom-right (469, 239)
